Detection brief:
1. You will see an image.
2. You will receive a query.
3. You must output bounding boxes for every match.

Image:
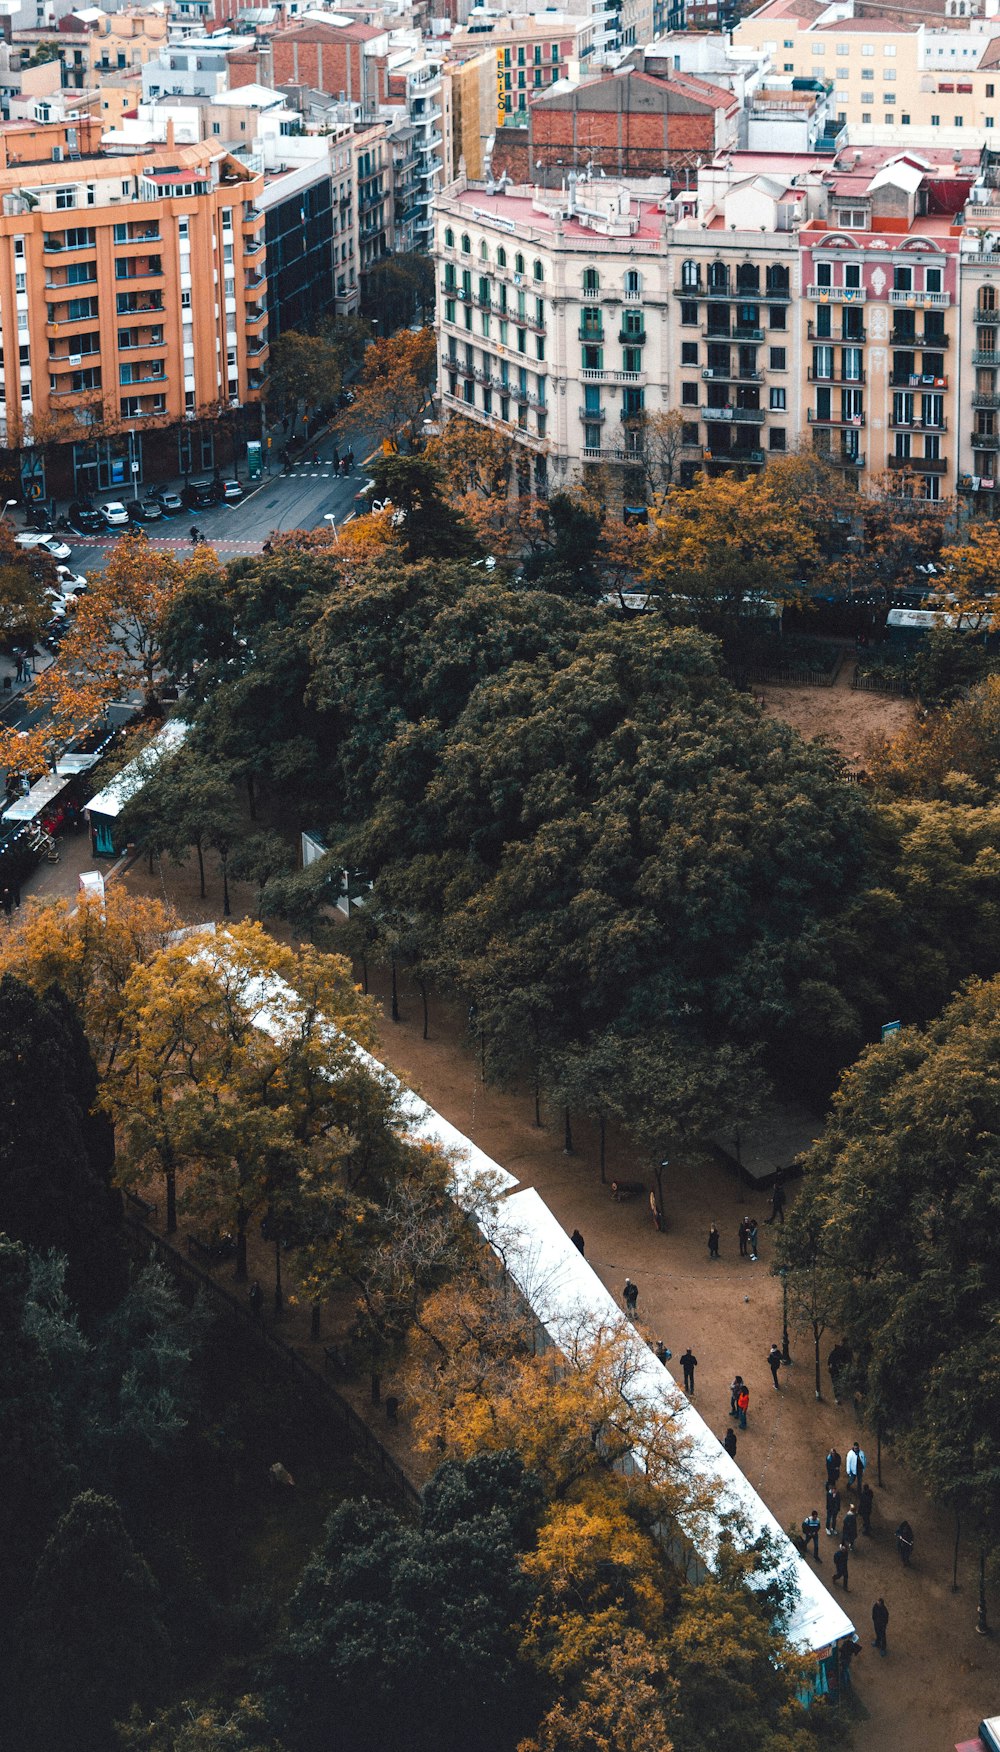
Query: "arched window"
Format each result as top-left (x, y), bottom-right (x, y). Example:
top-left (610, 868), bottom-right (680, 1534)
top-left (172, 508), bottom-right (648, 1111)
top-left (681, 259), bottom-right (700, 289)
top-left (444, 226), bottom-right (454, 248)
top-left (515, 252), bottom-right (525, 274)
top-left (497, 245), bottom-right (507, 267)
top-left (980, 283), bottom-right (996, 311)
top-left (533, 259), bottom-right (544, 281)
top-left (624, 268), bottom-right (641, 296)
top-left (583, 265), bottom-right (600, 293)
top-left (480, 239), bottom-right (488, 260)
top-left (460, 232), bottom-right (471, 253)
top-left (736, 262), bottom-right (759, 294)
top-left (708, 260), bottom-right (728, 293)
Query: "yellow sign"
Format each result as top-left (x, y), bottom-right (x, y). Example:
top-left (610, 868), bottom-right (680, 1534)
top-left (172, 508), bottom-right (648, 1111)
top-left (496, 49), bottom-right (506, 129)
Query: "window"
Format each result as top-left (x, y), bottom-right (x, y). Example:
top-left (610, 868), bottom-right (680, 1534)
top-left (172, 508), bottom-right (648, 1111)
top-left (902, 113), bottom-right (911, 124)
top-left (769, 306), bottom-right (786, 330)
top-left (926, 267), bottom-right (942, 293)
top-left (783, 37), bottom-right (793, 46)
top-left (682, 422), bottom-right (699, 445)
top-left (931, 115), bottom-right (940, 126)
top-left (497, 246), bottom-right (506, 267)
top-left (681, 341), bottom-right (698, 364)
top-left (515, 253), bottom-right (525, 274)
top-left (988, 118), bottom-right (995, 129)
top-left (769, 428), bottom-right (787, 451)
top-left (681, 382), bottom-right (698, 405)
top-left (836, 42), bottom-right (849, 54)
top-left (624, 268), bottom-right (641, 297)
top-left (955, 116), bottom-right (964, 127)
top-left (813, 40), bottom-right (825, 51)
top-left (844, 263), bottom-right (861, 289)
top-left (480, 240), bottom-right (488, 260)
top-left (770, 347), bottom-right (786, 369)
top-left (817, 262), bottom-right (832, 287)
top-left (784, 63), bottom-right (794, 71)
top-left (894, 266), bottom-right (912, 292)
top-left (861, 69), bottom-right (874, 80)
top-left (769, 386), bottom-right (786, 409)
top-left (681, 259), bottom-right (700, 289)
top-left (54, 187), bottom-right (77, 209)
top-left (862, 42), bottom-right (874, 54)
top-left (461, 233), bottom-right (470, 253)
top-left (444, 226), bottom-right (453, 247)
top-left (862, 113), bottom-right (872, 124)
top-left (884, 42), bottom-right (896, 54)
top-left (533, 259), bottom-right (543, 280)
top-left (884, 67), bottom-right (895, 79)
top-left (178, 218), bottom-right (189, 240)
top-left (583, 266), bottom-right (599, 293)
top-left (681, 301), bottom-right (698, 326)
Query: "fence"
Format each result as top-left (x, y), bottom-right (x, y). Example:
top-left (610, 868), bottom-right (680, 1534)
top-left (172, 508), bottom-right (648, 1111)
top-left (851, 666), bottom-right (913, 696)
top-left (125, 1216), bottom-right (421, 1514)
top-left (729, 654), bottom-right (841, 689)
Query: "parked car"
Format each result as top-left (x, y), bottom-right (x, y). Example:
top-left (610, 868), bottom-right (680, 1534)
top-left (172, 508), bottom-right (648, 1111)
top-left (126, 496), bottom-right (163, 524)
top-left (16, 531), bottom-right (73, 562)
top-left (217, 478), bottom-right (244, 504)
top-left (150, 487), bottom-right (183, 515)
top-left (183, 478), bottom-right (217, 511)
top-left (67, 501), bottom-right (104, 534)
top-left (53, 565), bottom-right (87, 598)
top-left (99, 501), bottom-right (129, 529)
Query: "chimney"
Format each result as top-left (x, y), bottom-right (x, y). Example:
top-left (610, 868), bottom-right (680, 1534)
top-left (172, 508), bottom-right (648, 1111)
top-left (166, 116), bottom-right (175, 147)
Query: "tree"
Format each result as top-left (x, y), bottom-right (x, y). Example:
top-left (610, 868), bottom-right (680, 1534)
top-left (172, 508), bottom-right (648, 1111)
top-left (909, 625), bottom-right (992, 709)
top-left (277, 1460), bottom-right (539, 1752)
top-left (783, 976), bottom-right (1000, 1613)
top-left (935, 519), bottom-right (1000, 632)
top-left (121, 747), bottom-right (244, 903)
top-left (0, 887), bottom-right (179, 1078)
top-left (633, 409), bottom-right (686, 499)
top-left (425, 415), bottom-right (515, 499)
top-left (370, 453), bottom-right (479, 562)
top-left (0, 1237), bottom-right (76, 1589)
top-left (35, 531), bottom-right (202, 725)
top-left (522, 492), bottom-right (606, 600)
top-left (267, 331), bottom-right (342, 421)
top-left (644, 472), bottom-right (818, 632)
top-left (0, 520), bottom-right (54, 649)
top-left (867, 673), bottom-right (1000, 801)
top-left (229, 831), bottom-right (293, 918)
top-left (363, 252), bottom-right (435, 331)
top-left (0, 974), bottom-right (126, 1318)
top-left (116, 1696), bottom-right (284, 1752)
top-left (13, 1491), bottom-right (169, 1752)
top-left (340, 327), bottom-right (436, 451)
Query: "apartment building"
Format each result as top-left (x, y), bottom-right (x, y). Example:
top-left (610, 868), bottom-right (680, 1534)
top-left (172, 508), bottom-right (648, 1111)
top-left (353, 118), bottom-right (392, 272)
top-left (59, 7), bottom-right (169, 88)
top-left (0, 133), bottom-right (266, 498)
top-left (387, 36), bottom-right (443, 244)
top-left (270, 19), bottom-right (389, 115)
top-left (433, 145), bottom-right (977, 497)
top-left (734, 0), bottom-right (1000, 138)
top-left (441, 46), bottom-right (494, 181)
top-left (449, 11), bottom-right (596, 129)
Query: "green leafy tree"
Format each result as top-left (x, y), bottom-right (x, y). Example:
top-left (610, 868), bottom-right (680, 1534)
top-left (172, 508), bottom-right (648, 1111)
top-left (13, 1491), bottom-right (169, 1752)
top-left (117, 1697), bottom-right (285, 1752)
top-left (267, 331), bottom-right (342, 419)
top-left (0, 1238), bottom-right (76, 1592)
top-left (522, 492), bottom-right (606, 601)
top-left (370, 453), bottom-right (479, 562)
top-left (783, 976), bottom-right (1000, 1614)
top-left (0, 975), bottom-right (125, 1319)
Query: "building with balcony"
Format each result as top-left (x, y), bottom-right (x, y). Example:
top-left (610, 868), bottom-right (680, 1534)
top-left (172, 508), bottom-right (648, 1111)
top-left (0, 126), bottom-right (266, 498)
top-left (433, 143), bottom-right (978, 499)
top-left (387, 35), bottom-right (444, 245)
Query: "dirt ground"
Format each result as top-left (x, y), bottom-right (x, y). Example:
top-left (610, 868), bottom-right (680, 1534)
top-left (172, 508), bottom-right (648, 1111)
top-left (758, 652), bottom-right (914, 766)
top-left (122, 852), bottom-right (999, 1752)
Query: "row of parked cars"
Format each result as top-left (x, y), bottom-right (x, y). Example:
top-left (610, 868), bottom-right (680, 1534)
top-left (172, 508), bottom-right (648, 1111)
top-left (61, 477), bottom-right (244, 536)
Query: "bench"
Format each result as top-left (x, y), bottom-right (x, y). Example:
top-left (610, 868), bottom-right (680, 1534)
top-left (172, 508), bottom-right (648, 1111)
top-left (610, 1179), bottom-right (645, 1203)
top-left (187, 1232), bottom-right (236, 1265)
top-left (124, 1188), bottom-right (158, 1222)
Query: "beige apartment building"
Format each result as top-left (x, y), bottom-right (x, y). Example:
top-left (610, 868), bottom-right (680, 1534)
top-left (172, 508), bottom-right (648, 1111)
top-left (735, 0), bottom-right (1000, 137)
top-left (433, 144), bottom-right (982, 499)
top-left (0, 129), bottom-right (266, 499)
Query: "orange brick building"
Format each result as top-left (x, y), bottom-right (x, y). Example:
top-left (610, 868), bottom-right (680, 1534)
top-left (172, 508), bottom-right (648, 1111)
top-left (524, 69), bottom-right (739, 180)
top-left (0, 128), bottom-right (267, 499)
top-left (269, 21), bottom-right (388, 117)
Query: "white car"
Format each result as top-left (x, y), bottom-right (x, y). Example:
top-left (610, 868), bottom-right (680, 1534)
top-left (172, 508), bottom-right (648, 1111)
top-left (16, 531), bottom-right (73, 562)
top-left (43, 588), bottom-right (69, 619)
top-left (53, 565), bottom-right (87, 598)
top-left (100, 501), bottom-right (129, 528)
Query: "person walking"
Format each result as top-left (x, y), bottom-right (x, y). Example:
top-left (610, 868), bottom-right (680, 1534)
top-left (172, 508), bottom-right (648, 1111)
top-left (833, 1542), bottom-right (850, 1591)
top-left (859, 1482), bottom-right (874, 1537)
top-left (707, 1223), bottom-right (720, 1259)
top-left (767, 1343), bottom-right (782, 1389)
top-left (738, 1218), bottom-right (749, 1258)
top-left (723, 1427), bottom-right (738, 1461)
top-left (872, 1597), bottom-right (889, 1655)
top-left (736, 1383), bottom-right (749, 1430)
top-left (748, 1217), bottom-right (759, 1260)
top-left (680, 1348), bottom-right (698, 1395)
top-left (846, 1442), bottom-right (866, 1492)
top-left (730, 1374), bottom-right (745, 1416)
top-left (655, 1340), bottom-right (672, 1367)
top-left (570, 1229), bottom-right (585, 1255)
top-left (826, 1447), bottom-right (842, 1490)
top-left (842, 1504), bottom-right (858, 1554)
top-left (248, 1280), bottom-right (263, 1319)
top-left (825, 1481), bottom-right (841, 1537)
top-left (623, 1278), bottom-right (639, 1315)
top-left (896, 1520), bottom-right (914, 1567)
top-left (766, 1178), bottom-right (786, 1225)
top-left (801, 1509), bottom-right (821, 1562)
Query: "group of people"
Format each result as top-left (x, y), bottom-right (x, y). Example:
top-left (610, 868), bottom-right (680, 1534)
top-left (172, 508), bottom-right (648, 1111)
top-left (798, 1443), bottom-right (916, 1658)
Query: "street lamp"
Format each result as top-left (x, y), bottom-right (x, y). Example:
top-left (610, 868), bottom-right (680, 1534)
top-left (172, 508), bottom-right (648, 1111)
top-left (1, 498), bottom-right (17, 522)
top-left (779, 1266), bottom-right (791, 1365)
top-left (323, 513), bottom-right (339, 542)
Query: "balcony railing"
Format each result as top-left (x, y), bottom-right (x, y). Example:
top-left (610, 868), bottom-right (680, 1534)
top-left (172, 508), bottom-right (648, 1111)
top-left (702, 366), bottom-right (762, 382)
top-left (837, 452), bottom-right (866, 468)
top-left (972, 390), bottom-right (1000, 407)
top-left (807, 286), bottom-right (867, 304)
top-left (808, 321), bottom-right (866, 341)
top-left (808, 411), bottom-right (866, 428)
top-left (580, 407), bottom-right (607, 423)
top-left (808, 368), bottom-right (866, 384)
top-left (582, 367), bottom-right (645, 383)
top-left (702, 405), bottom-right (765, 423)
top-left (579, 327), bottom-right (604, 342)
top-left (972, 431), bottom-right (1000, 448)
top-left (889, 289), bottom-right (950, 308)
top-left (619, 329), bottom-right (645, 345)
top-left (889, 416), bottom-right (947, 432)
top-left (973, 350), bottom-right (1000, 367)
top-left (891, 329), bottom-right (949, 349)
top-left (702, 327), bottom-right (764, 342)
top-left (887, 454), bottom-right (948, 474)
